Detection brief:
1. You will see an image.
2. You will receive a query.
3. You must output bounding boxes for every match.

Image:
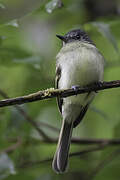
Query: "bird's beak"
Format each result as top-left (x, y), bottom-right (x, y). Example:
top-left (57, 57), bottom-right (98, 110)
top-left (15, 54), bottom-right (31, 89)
top-left (56, 34), bottom-right (66, 42)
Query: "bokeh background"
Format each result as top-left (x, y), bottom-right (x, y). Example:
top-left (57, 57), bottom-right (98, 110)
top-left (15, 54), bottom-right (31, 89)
top-left (0, 0), bottom-right (120, 179)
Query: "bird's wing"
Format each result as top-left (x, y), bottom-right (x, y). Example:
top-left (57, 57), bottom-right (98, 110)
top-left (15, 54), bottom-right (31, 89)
top-left (55, 65), bottom-right (63, 114)
top-left (73, 92), bottom-right (93, 128)
top-left (73, 104), bottom-right (89, 128)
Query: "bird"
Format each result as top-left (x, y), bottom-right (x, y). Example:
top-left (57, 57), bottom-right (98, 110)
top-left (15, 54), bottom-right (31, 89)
top-left (52, 29), bottom-right (104, 173)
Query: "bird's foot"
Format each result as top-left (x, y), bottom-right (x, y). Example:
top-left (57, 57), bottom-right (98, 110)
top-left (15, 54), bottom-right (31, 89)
top-left (72, 85), bottom-right (80, 95)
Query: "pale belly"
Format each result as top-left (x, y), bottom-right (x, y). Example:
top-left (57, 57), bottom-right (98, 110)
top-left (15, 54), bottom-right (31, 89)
top-left (58, 50), bottom-right (103, 89)
top-left (57, 42), bottom-right (104, 115)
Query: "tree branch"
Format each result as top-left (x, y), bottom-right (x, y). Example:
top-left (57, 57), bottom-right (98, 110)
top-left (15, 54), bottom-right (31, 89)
top-left (0, 80), bottom-right (120, 107)
top-left (0, 89), bottom-right (53, 142)
top-left (89, 148), bottom-right (120, 179)
top-left (70, 138), bottom-right (120, 146)
top-left (18, 144), bottom-right (107, 168)
top-left (7, 136), bottom-right (120, 146)
top-left (32, 137), bottom-right (120, 146)
top-left (0, 137), bottom-right (22, 154)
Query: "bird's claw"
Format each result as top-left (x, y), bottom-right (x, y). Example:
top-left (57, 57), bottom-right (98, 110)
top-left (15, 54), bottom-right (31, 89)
top-left (72, 85), bottom-right (80, 95)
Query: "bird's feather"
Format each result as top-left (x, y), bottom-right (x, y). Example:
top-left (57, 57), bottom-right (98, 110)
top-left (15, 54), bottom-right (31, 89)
top-left (52, 120), bottom-right (73, 173)
top-left (55, 65), bottom-right (63, 114)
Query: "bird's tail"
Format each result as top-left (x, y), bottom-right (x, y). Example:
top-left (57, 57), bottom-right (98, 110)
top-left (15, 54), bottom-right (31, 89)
top-left (52, 119), bottom-right (73, 173)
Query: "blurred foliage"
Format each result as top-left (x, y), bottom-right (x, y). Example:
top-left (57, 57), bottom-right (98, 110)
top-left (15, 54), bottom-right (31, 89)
top-left (0, 0), bottom-right (120, 179)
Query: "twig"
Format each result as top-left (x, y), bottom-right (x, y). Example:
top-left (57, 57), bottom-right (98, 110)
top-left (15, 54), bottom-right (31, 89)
top-left (89, 148), bottom-right (120, 179)
top-left (0, 87), bottom-right (59, 133)
top-left (0, 137), bottom-right (22, 154)
top-left (19, 144), bottom-right (106, 168)
top-left (70, 144), bottom-right (107, 157)
top-left (6, 136), bottom-right (120, 146)
top-left (70, 138), bottom-right (120, 145)
top-left (15, 106), bottom-right (52, 142)
top-left (37, 121), bottom-right (59, 133)
top-left (27, 137), bottom-right (120, 146)
top-left (0, 90), bottom-right (52, 142)
top-left (0, 80), bottom-right (119, 107)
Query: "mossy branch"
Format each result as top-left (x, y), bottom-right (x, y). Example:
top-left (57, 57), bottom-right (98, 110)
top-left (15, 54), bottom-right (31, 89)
top-left (0, 80), bottom-right (120, 107)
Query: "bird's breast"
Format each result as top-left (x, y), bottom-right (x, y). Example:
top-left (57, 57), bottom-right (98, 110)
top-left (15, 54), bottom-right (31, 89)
top-left (57, 42), bottom-right (104, 89)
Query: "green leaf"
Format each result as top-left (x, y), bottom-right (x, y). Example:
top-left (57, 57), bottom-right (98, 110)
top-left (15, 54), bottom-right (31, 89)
top-left (0, 47), bottom-right (31, 65)
top-left (45, 0), bottom-right (63, 13)
top-left (0, 3), bottom-right (5, 9)
top-left (0, 153), bottom-right (16, 180)
top-left (92, 22), bottom-right (118, 52)
top-left (6, 20), bottom-right (19, 28)
top-left (13, 56), bottom-right (42, 69)
top-left (0, 0), bottom-right (44, 24)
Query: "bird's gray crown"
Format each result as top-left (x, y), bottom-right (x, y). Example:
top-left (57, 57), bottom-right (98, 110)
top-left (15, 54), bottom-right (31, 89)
top-left (56, 29), bottom-right (94, 45)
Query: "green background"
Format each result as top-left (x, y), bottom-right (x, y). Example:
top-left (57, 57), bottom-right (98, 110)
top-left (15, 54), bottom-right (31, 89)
top-left (0, 0), bottom-right (120, 179)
